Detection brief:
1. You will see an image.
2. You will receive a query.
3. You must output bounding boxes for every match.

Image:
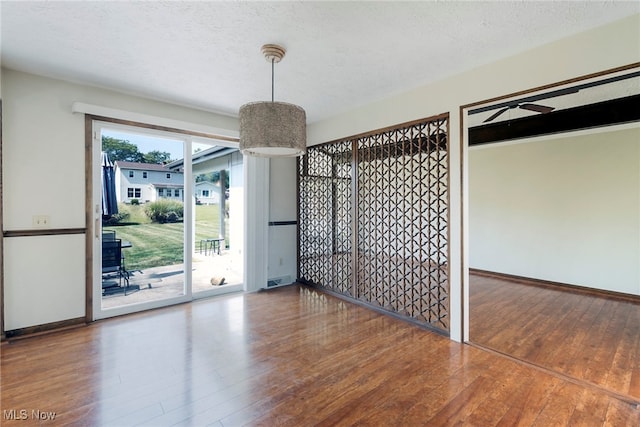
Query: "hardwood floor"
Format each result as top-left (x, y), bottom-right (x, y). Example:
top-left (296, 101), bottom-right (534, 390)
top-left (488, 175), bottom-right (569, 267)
top-left (2, 284), bottom-right (639, 426)
top-left (470, 273), bottom-right (640, 403)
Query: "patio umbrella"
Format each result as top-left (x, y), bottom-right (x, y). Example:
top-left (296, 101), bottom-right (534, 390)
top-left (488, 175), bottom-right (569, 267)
top-left (101, 152), bottom-right (119, 217)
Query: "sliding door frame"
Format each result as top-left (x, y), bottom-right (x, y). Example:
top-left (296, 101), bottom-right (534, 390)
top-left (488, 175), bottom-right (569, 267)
top-left (84, 115), bottom-right (243, 321)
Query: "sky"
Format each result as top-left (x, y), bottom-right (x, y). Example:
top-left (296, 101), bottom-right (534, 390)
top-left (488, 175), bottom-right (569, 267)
top-left (103, 129), bottom-right (213, 162)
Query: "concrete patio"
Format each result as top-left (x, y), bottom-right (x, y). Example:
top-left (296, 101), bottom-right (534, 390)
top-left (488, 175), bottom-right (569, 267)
top-left (101, 251), bottom-right (243, 309)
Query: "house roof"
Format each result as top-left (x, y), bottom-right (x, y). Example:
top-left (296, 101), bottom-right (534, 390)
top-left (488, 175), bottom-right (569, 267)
top-left (167, 146), bottom-right (237, 170)
top-left (195, 181), bottom-right (219, 188)
top-left (150, 184), bottom-right (184, 189)
top-left (115, 161), bottom-right (180, 172)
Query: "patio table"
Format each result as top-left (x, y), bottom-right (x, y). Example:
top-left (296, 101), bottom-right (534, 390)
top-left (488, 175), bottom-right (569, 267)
top-left (200, 238), bottom-right (224, 255)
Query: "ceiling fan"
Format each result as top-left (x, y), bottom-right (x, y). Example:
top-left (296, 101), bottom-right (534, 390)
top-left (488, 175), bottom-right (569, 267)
top-left (483, 102), bottom-right (555, 123)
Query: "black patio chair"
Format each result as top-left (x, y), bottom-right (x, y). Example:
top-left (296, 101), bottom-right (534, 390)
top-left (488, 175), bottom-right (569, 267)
top-left (102, 239), bottom-right (130, 295)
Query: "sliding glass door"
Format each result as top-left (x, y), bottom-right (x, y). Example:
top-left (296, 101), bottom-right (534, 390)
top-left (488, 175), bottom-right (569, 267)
top-left (92, 121), bottom-right (243, 319)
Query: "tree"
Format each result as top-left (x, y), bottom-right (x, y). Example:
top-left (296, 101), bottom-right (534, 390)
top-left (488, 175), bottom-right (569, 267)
top-left (143, 150), bottom-right (172, 164)
top-left (102, 136), bottom-right (143, 162)
top-left (102, 136), bottom-right (173, 164)
top-left (195, 171), bottom-right (229, 188)
top-left (211, 171), bottom-right (230, 189)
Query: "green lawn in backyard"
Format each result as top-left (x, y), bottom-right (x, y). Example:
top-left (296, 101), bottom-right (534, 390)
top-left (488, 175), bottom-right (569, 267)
top-left (104, 204), bottom-right (227, 270)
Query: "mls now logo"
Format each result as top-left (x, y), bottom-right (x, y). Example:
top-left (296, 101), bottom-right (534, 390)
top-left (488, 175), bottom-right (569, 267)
top-left (3, 409), bottom-right (57, 421)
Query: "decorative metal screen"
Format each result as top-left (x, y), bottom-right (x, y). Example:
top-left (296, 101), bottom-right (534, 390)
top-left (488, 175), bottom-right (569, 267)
top-left (298, 141), bottom-right (353, 296)
top-left (298, 114), bottom-right (449, 332)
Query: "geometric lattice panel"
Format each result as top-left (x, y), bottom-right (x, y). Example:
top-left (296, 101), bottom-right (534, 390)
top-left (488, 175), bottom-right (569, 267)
top-left (298, 114), bottom-right (449, 333)
top-left (298, 141), bottom-right (353, 296)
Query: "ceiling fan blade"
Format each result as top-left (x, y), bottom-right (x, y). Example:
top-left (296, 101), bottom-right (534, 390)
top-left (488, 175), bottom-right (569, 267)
top-left (519, 103), bottom-right (554, 114)
top-left (483, 107), bottom-right (510, 123)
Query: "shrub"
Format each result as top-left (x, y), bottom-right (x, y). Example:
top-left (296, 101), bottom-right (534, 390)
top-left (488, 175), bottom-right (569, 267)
top-left (130, 199), bottom-right (140, 205)
top-left (145, 199), bottom-right (184, 223)
top-left (102, 204), bottom-right (131, 225)
top-left (102, 211), bottom-right (130, 226)
top-left (167, 211), bottom-right (180, 223)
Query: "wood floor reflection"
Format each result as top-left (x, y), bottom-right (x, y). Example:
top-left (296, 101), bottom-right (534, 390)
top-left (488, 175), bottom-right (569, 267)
top-left (2, 284), bottom-right (639, 426)
top-left (470, 272), bottom-right (640, 402)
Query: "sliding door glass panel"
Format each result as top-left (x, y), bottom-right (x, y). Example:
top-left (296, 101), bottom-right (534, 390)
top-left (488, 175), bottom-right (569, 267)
top-left (191, 142), bottom-right (244, 297)
top-left (100, 128), bottom-right (186, 311)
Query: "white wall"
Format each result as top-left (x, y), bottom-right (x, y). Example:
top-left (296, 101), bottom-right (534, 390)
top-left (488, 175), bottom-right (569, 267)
top-left (3, 73), bottom-right (86, 230)
top-left (267, 157), bottom-right (298, 284)
top-left (195, 181), bottom-right (220, 204)
top-left (4, 234), bottom-right (85, 330)
top-left (469, 128), bottom-right (640, 295)
top-left (239, 155), bottom-right (298, 290)
top-left (243, 156), bottom-right (269, 292)
top-left (2, 69), bottom-right (238, 330)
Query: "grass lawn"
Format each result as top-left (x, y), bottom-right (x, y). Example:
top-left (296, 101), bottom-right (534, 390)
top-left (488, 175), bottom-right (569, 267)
top-left (104, 204), bottom-right (227, 270)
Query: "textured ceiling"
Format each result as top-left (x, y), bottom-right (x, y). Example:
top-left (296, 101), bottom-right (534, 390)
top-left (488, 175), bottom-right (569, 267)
top-left (1, 1), bottom-right (638, 124)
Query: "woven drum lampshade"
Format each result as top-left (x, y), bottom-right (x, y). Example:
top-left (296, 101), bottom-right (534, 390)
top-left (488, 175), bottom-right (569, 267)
top-left (239, 101), bottom-right (306, 157)
top-left (239, 44), bottom-right (307, 157)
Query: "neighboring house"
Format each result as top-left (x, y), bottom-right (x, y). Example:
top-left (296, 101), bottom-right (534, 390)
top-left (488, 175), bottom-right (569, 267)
top-left (114, 161), bottom-right (184, 203)
top-left (195, 181), bottom-right (220, 205)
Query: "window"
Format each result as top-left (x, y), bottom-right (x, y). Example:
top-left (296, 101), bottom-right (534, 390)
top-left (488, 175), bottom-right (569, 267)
top-left (143, 171), bottom-right (148, 179)
top-left (134, 188), bottom-right (141, 198)
top-left (129, 171), bottom-right (134, 178)
top-left (174, 189), bottom-right (179, 197)
top-left (127, 188), bottom-right (134, 198)
top-left (128, 187), bottom-right (141, 198)
top-left (166, 173), bottom-right (171, 179)
top-left (202, 190), bottom-right (210, 197)
top-left (158, 188), bottom-right (164, 196)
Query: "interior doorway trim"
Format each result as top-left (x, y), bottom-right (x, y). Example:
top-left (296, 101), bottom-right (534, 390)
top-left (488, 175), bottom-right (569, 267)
top-left (458, 61), bottom-right (640, 343)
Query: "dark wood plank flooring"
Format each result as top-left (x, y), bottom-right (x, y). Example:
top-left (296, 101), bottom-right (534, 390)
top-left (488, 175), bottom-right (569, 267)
top-left (470, 273), bottom-right (640, 402)
top-left (1, 284), bottom-right (638, 426)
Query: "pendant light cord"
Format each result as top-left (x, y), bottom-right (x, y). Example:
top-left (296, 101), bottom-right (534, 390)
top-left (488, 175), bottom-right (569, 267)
top-left (271, 58), bottom-right (275, 102)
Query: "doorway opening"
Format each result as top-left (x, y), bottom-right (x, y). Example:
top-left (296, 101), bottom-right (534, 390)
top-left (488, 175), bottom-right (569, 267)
top-left (462, 64), bottom-right (640, 400)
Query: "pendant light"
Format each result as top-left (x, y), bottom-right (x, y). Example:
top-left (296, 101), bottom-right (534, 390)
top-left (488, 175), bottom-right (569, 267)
top-left (239, 44), bottom-right (307, 157)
